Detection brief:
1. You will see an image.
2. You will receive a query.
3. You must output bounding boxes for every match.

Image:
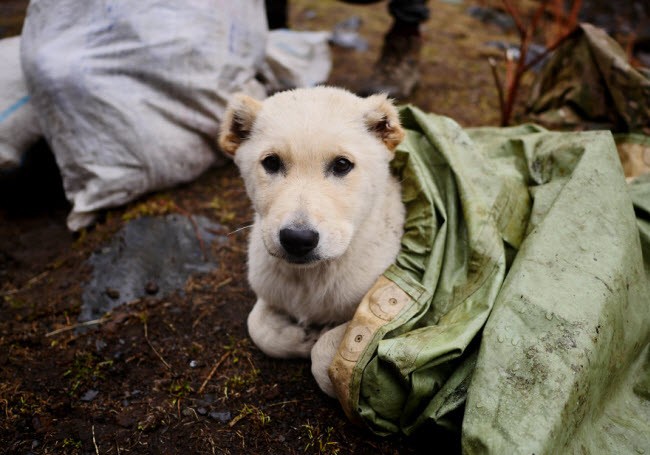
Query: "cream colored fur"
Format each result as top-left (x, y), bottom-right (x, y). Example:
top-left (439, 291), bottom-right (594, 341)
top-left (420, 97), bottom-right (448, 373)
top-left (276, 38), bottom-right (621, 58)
top-left (218, 86), bottom-right (405, 397)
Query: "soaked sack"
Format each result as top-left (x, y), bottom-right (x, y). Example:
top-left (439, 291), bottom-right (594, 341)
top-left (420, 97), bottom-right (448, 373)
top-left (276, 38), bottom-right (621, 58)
top-left (21, 0), bottom-right (268, 230)
top-left (0, 36), bottom-right (41, 170)
top-left (526, 23), bottom-right (650, 135)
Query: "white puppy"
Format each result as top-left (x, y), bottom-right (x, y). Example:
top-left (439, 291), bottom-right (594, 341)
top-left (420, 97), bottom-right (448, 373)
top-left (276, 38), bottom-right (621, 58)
top-left (219, 86), bottom-right (405, 396)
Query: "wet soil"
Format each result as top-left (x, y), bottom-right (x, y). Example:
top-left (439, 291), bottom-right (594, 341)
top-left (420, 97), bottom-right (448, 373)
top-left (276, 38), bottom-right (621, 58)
top-left (0, 1), bottom-right (644, 454)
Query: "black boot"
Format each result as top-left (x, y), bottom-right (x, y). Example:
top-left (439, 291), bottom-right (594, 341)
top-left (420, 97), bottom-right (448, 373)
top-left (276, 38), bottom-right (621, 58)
top-left (358, 21), bottom-right (422, 99)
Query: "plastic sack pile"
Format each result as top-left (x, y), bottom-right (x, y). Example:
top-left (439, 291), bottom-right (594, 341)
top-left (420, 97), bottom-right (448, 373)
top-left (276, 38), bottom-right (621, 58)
top-left (18, 0), bottom-right (269, 230)
top-left (1, 0), bottom-right (330, 231)
top-left (0, 36), bottom-right (40, 170)
top-left (329, 106), bottom-right (650, 453)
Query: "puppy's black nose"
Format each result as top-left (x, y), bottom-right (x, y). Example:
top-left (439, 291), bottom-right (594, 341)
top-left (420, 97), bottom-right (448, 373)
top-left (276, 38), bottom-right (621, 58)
top-left (279, 228), bottom-right (319, 257)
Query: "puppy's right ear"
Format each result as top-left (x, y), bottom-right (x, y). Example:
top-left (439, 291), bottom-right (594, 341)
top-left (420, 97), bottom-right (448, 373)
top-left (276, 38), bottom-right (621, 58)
top-left (218, 94), bottom-right (262, 156)
top-left (363, 93), bottom-right (405, 152)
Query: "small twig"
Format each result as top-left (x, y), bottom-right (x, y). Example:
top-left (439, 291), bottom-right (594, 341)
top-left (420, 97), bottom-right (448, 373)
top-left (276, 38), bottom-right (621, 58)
top-left (1, 270), bottom-right (50, 296)
top-left (502, 47), bottom-right (520, 126)
top-left (502, 0), bottom-right (526, 37)
top-left (529, 0), bottom-right (547, 32)
top-left (245, 352), bottom-right (256, 372)
top-left (488, 57), bottom-right (505, 118)
top-left (267, 399), bottom-right (300, 408)
top-left (198, 351), bottom-right (231, 394)
top-left (191, 277), bottom-right (233, 328)
top-left (143, 319), bottom-right (171, 370)
top-left (45, 318), bottom-right (106, 337)
top-left (213, 277), bottom-right (233, 291)
top-left (522, 27), bottom-right (578, 73)
top-left (497, 0), bottom-right (583, 126)
top-left (188, 214), bottom-right (208, 261)
top-left (174, 204), bottom-right (208, 261)
top-left (562, 0), bottom-right (583, 39)
top-left (228, 411), bottom-right (247, 428)
top-left (505, 48), bottom-right (517, 94)
top-left (92, 425), bottom-right (100, 455)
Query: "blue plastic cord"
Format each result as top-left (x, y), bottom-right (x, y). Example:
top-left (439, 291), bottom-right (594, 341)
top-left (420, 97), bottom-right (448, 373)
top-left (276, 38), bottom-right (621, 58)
top-left (0, 95), bottom-right (30, 124)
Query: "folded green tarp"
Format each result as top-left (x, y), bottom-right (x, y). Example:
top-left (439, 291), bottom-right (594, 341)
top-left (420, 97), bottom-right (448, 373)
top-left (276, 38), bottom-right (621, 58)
top-left (526, 23), bottom-right (650, 136)
top-left (328, 106), bottom-right (650, 453)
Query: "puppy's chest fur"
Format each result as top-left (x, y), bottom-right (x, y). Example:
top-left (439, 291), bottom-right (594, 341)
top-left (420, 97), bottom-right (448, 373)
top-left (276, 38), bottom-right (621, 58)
top-left (250, 256), bottom-right (363, 326)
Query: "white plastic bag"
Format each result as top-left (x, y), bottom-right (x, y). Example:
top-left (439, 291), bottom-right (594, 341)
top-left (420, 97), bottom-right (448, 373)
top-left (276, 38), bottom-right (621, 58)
top-left (21, 0), bottom-right (268, 230)
top-left (262, 30), bottom-right (332, 92)
top-left (0, 36), bottom-right (41, 170)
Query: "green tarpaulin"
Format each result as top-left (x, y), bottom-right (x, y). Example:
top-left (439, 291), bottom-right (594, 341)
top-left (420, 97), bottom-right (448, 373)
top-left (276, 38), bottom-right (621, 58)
top-left (526, 23), bottom-right (650, 135)
top-left (328, 106), bottom-right (650, 453)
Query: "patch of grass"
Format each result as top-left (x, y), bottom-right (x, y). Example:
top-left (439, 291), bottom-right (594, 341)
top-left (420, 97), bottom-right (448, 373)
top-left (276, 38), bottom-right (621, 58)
top-left (63, 352), bottom-right (113, 395)
top-left (224, 368), bottom-right (260, 390)
top-left (17, 395), bottom-right (34, 414)
top-left (205, 193), bottom-right (238, 225)
top-left (122, 194), bottom-right (178, 221)
top-left (302, 422), bottom-right (340, 455)
top-left (169, 380), bottom-right (193, 406)
top-left (229, 404), bottom-right (271, 427)
top-left (0, 380), bottom-right (52, 428)
top-left (222, 336), bottom-right (250, 364)
top-left (219, 337), bottom-right (259, 399)
top-left (3, 294), bottom-right (26, 309)
top-left (62, 437), bottom-right (82, 448)
top-left (290, 364), bottom-right (307, 383)
top-left (4, 392), bottom-right (48, 420)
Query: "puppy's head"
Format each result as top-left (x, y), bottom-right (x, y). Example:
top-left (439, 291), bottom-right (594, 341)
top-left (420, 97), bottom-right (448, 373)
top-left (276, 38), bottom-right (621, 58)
top-left (219, 86), bottom-right (404, 266)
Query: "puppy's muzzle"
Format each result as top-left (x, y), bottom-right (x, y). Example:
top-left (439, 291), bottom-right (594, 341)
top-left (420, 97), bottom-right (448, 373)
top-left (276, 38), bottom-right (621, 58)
top-left (279, 227), bottom-right (319, 259)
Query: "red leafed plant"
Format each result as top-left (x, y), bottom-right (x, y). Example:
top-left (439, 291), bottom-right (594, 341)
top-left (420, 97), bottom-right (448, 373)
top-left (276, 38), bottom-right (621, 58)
top-left (489, 0), bottom-right (583, 126)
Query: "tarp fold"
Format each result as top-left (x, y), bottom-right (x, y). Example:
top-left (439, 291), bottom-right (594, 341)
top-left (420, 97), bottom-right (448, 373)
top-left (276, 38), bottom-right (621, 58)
top-left (329, 106), bottom-right (650, 453)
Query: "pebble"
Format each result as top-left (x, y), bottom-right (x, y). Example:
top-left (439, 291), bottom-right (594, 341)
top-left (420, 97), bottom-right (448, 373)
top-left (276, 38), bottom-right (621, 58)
top-left (95, 339), bottom-right (107, 352)
top-left (80, 389), bottom-right (99, 402)
top-left (198, 394), bottom-right (215, 406)
top-left (145, 281), bottom-right (159, 295)
top-left (105, 288), bottom-right (120, 300)
top-left (209, 411), bottom-right (232, 423)
top-left (116, 414), bottom-right (135, 428)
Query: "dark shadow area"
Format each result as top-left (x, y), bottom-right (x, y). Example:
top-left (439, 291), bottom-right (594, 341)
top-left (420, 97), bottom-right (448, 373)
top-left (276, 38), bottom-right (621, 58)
top-left (0, 140), bottom-right (69, 215)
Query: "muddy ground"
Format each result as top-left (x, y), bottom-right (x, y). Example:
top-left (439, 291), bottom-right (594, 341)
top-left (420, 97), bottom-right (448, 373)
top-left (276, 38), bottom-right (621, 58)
top-left (0, 1), bottom-right (644, 454)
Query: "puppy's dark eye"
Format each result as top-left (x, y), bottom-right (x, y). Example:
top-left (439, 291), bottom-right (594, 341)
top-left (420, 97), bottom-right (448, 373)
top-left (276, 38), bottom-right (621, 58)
top-left (330, 157), bottom-right (354, 177)
top-left (261, 154), bottom-right (283, 174)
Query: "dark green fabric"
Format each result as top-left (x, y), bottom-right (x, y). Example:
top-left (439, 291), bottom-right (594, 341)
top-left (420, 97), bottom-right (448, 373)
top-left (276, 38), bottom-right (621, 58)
top-left (348, 105), bottom-right (650, 453)
top-left (526, 23), bottom-right (650, 135)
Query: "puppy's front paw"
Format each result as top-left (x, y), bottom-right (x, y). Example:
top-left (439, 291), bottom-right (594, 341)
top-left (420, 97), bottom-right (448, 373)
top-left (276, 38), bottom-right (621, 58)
top-left (247, 299), bottom-right (318, 358)
top-left (278, 323), bottom-right (320, 358)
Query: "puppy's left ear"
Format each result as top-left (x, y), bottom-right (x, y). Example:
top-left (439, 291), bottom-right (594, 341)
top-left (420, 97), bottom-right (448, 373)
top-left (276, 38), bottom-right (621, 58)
top-left (219, 93), bottom-right (263, 156)
top-left (363, 94), bottom-right (405, 152)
